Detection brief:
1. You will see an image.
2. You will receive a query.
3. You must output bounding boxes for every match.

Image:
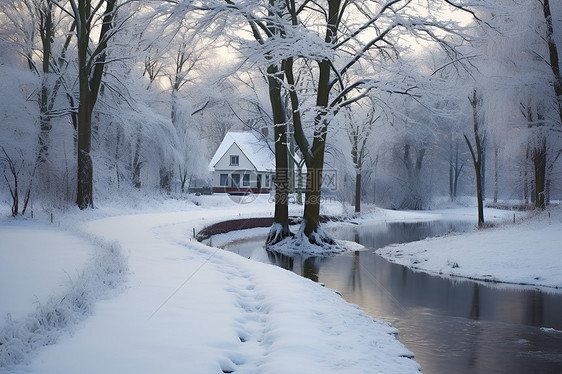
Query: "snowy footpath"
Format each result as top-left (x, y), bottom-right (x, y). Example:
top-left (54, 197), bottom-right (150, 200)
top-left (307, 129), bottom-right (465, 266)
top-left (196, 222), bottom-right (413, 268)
top-left (0, 196), bottom-right (419, 374)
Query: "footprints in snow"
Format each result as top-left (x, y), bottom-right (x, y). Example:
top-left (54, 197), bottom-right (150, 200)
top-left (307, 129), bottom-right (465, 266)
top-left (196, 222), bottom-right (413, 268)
top-left (221, 270), bottom-right (270, 373)
top-left (188, 247), bottom-right (269, 374)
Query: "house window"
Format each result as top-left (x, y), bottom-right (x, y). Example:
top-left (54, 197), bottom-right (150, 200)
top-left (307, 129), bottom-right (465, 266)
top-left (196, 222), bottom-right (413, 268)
top-left (220, 174), bottom-right (228, 186)
top-left (265, 174), bottom-right (270, 187)
top-left (243, 174), bottom-right (250, 186)
top-left (230, 155), bottom-right (239, 166)
top-left (231, 173), bottom-right (240, 188)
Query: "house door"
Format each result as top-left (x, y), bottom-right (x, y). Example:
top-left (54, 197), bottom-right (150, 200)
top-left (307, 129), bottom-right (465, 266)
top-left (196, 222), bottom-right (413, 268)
top-left (231, 174), bottom-right (240, 188)
top-left (257, 174), bottom-right (262, 188)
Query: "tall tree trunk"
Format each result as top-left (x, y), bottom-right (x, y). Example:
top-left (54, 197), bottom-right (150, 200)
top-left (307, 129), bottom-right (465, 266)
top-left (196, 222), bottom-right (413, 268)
top-left (494, 146), bottom-right (498, 203)
top-left (532, 136), bottom-right (547, 209)
top-left (297, 0), bottom-right (341, 244)
top-left (76, 0), bottom-right (93, 209)
top-left (179, 166), bottom-right (187, 194)
top-left (524, 104), bottom-right (548, 209)
top-left (288, 123), bottom-right (295, 193)
top-left (284, 57), bottom-right (306, 207)
top-left (400, 143), bottom-right (425, 210)
top-left (302, 150), bottom-right (327, 240)
top-left (37, 0), bottom-right (54, 164)
top-left (543, 0), bottom-right (562, 125)
top-left (522, 143), bottom-right (530, 204)
top-left (159, 167), bottom-right (172, 192)
top-left (75, 0), bottom-right (116, 209)
top-left (539, 0), bottom-right (560, 208)
top-left (132, 133), bottom-right (142, 188)
top-left (285, 56), bottom-right (332, 243)
top-left (282, 0), bottom-right (340, 246)
top-left (480, 137), bottom-right (486, 202)
top-left (453, 142), bottom-right (463, 199)
top-left (354, 171), bottom-right (361, 213)
top-left (301, 56), bottom-right (333, 243)
top-left (266, 65), bottom-right (292, 244)
top-left (465, 89), bottom-right (484, 228)
top-left (297, 163), bottom-right (303, 205)
top-left (38, 79), bottom-right (52, 163)
top-left (474, 157), bottom-right (484, 227)
top-left (449, 139), bottom-right (454, 200)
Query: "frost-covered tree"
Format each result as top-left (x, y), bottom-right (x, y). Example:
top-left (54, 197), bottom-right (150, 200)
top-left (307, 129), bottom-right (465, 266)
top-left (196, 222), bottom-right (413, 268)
top-left (279, 0), bottom-right (482, 245)
top-left (0, 0), bottom-right (81, 207)
top-left (0, 0), bottom-right (73, 164)
top-left (159, 25), bottom-right (211, 192)
top-left (66, 0), bottom-right (120, 209)
top-left (532, 0), bottom-right (561, 207)
top-left (474, 0), bottom-right (562, 208)
top-left (343, 103), bottom-right (379, 213)
top-left (166, 0), bottom-right (486, 247)
top-left (464, 89), bottom-right (485, 227)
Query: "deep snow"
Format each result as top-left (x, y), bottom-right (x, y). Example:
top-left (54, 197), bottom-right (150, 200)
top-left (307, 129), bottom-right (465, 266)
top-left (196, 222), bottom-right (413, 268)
top-left (1, 195), bottom-right (559, 373)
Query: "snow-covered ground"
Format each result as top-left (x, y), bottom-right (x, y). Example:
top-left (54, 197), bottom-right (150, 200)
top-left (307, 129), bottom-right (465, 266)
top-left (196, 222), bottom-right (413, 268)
top-left (0, 223), bottom-right (95, 323)
top-left (1, 194), bottom-right (559, 373)
top-left (0, 195), bottom-right (419, 373)
top-left (366, 205), bottom-right (562, 289)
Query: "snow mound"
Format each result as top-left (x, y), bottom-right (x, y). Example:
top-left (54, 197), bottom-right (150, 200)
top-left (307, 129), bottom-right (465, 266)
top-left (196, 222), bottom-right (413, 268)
top-left (266, 236), bottom-right (346, 257)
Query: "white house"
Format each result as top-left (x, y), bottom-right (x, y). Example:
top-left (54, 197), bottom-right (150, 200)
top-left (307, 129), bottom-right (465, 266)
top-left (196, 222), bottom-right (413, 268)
top-left (209, 131), bottom-right (275, 194)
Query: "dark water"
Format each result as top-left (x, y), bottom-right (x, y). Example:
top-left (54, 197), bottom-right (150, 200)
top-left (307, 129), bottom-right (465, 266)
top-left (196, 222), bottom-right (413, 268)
top-left (223, 221), bottom-right (562, 374)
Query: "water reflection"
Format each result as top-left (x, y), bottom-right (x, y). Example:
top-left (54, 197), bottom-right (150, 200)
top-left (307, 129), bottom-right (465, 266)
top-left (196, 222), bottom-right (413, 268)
top-left (222, 220), bottom-right (562, 373)
top-left (266, 251), bottom-right (325, 283)
top-left (469, 284), bottom-right (480, 321)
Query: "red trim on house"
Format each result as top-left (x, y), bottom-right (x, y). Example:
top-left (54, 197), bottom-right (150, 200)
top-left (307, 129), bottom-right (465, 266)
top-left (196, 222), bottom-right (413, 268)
top-left (213, 187), bottom-right (271, 194)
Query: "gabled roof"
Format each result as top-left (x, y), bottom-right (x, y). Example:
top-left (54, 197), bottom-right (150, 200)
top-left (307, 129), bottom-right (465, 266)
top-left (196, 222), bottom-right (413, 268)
top-left (209, 131), bottom-right (275, 172)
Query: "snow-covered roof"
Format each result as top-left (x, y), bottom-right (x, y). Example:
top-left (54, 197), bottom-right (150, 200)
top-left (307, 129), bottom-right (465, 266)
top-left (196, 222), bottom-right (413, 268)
top-left (209, 131), bottom-right (275, 172)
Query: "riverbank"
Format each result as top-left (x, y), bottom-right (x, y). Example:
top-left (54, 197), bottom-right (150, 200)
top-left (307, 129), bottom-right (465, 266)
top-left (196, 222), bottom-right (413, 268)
top-left (370, 205), bottom-right (562, 289)
top-left (187, 203), bottom-right (559, 289)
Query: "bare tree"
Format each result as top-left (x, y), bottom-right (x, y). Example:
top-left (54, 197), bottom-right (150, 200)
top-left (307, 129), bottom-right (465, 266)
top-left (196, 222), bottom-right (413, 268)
top-left (1, 148), bottom-right (35, 217)
top-left (449, 134), bottom-right (465, 201)
top-left (520, 102), bottom-right (548, 209)
top-left (464, 89), bottom-right (485, 228)
top-left (345, 104), bottom-right (377, 213)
